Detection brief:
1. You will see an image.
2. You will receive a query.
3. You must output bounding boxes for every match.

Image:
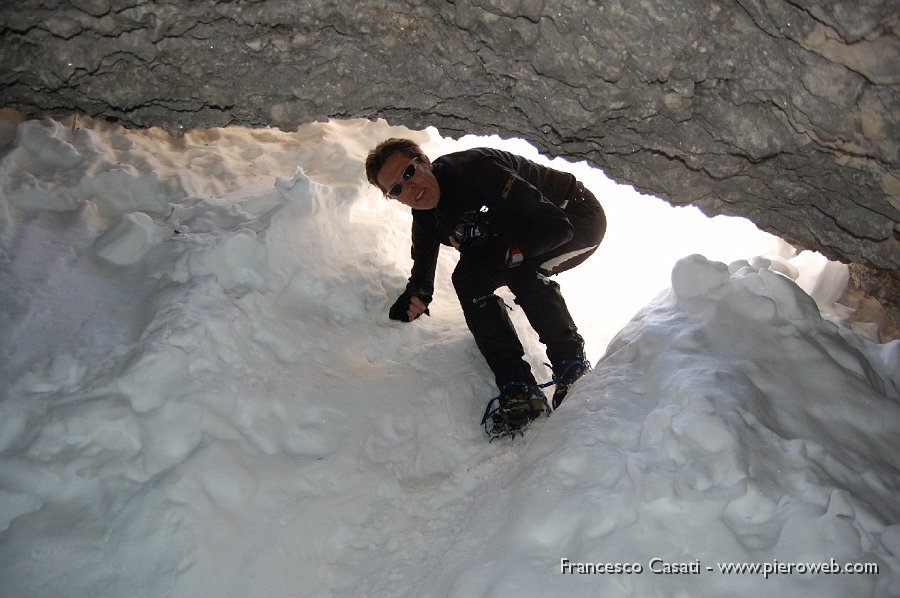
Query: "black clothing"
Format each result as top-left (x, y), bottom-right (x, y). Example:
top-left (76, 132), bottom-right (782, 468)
top-left (399, 147), bottom-right (606, 387)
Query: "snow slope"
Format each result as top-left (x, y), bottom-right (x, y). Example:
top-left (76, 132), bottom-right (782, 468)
top-left (0, 116), bottom-right (898, 597)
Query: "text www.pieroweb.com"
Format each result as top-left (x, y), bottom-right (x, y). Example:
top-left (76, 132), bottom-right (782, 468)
top-left (559, 557), bottom-right (880, 579)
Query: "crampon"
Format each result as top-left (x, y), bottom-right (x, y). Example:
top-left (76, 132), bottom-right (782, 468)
top-left (480, 358), bottom-right (593, 441)
top-left (481, 382), bottom-right (550, 442)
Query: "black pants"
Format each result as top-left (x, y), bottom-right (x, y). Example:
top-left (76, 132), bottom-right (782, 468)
top-left (451, 185), bottom-right (606, 388)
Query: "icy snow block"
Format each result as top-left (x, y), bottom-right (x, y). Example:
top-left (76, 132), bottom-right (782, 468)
top-left (14, 119), bottom-right (83, 174)
top-left (94, 212), bottom-right (171, 266)
top-left (671, 254), bottom-right (730, 299)
top-left (6, 183), bottom-right (82, 212)
top-left (80, 167), bottom-right (172, 217)
top-left (208, 231), bottom-right (268, 290)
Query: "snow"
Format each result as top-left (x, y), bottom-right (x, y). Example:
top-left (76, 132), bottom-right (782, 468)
top-left (0, 115), bottom-right (898, 598)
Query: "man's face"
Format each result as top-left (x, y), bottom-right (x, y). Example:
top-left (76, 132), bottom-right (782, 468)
top-left (376, 151), bottom-right (441, 210)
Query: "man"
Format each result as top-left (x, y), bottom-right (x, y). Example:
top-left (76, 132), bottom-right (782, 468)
top-left (365, 138), bottom-right (606, 439)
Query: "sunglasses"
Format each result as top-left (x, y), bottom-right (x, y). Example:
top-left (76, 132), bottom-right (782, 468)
top-left (386, 160), bottom-right (418, 199)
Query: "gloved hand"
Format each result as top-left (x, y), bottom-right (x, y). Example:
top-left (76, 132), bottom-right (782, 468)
top-left (389, 286), bottom-right (431, 322)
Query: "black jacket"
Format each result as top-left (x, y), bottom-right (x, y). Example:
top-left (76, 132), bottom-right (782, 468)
top-left (406, 148), bottom-right (578, 299)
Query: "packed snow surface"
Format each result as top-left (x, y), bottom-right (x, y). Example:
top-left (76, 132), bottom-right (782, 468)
top-left (0, 116), bottom-right (898, 597)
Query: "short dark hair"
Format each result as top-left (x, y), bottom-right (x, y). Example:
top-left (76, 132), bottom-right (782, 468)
top-left (365, 138), bottom-right (427, 192)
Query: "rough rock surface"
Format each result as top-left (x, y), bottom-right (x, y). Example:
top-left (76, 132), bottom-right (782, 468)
top-left (1, 0), bottom-right (898, 321)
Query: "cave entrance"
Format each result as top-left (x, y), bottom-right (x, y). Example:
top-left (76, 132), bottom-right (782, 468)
top-left (7, 112), bottom-right (890, 346)
top-left (383, 122), bottom-right (869, 348)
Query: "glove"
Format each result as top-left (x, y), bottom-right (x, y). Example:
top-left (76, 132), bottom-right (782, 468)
top-left (388, 286), bottom-right (431, 322)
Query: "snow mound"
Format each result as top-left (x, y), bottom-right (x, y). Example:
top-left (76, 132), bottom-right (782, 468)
top-left (434, 254), bottom-right (900, 597)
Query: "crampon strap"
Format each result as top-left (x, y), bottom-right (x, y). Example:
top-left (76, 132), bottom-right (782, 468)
top-left (537, 358), bottom-right (591, 389)
top-left (481, 361), bottom-right (590, 441)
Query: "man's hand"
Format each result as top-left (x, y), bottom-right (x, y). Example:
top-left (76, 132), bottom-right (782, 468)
top-left (407, 295), bottom-right (428, 320)
top-left (389, 289), bottom-right (431, 322)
